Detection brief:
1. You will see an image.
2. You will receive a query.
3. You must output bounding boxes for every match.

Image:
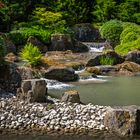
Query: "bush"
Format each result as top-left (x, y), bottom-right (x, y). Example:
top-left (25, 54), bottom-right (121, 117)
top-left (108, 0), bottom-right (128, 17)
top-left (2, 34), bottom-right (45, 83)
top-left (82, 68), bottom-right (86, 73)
top-left (100, 20), bottom-right (123, 46)
top-left (99, 56), bottom-right (116, 65)
top-left (121, 32), bottom-right (140, 44)
top-left (120, 24), bottom-right (140, 42)
top-left (20, 43), bottom-right (42, 67)
top-left (115, 23), bottom-right (140, 55)
top-left (115, 38), bottom-right (140, 55)
top-left (8, 26), bottom-right (52, 45)
top-left (7, 30), bottom-right (27, 45)
top-left (32, 8), bottom-right (71, 34)
top-left (0, 36), bottom-right (5, 61)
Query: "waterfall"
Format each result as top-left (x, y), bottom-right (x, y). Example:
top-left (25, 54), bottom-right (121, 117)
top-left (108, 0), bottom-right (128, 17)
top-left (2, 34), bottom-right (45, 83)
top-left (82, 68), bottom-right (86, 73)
top-left (82, 42), bottom-right (110, 53)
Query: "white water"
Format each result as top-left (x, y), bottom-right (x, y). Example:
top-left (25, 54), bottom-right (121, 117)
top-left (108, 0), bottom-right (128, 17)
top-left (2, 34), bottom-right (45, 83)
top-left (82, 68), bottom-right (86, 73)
top-left (82, 42), bottom-right (106, 53)
top-left (90, 46), bottom-right (104, 53)
top-left (75, 68), bottom-right (86, 74)
top-left (79, 76), bottom-right (107, 83)
top-left (41, 78), bottom-right (73, 90)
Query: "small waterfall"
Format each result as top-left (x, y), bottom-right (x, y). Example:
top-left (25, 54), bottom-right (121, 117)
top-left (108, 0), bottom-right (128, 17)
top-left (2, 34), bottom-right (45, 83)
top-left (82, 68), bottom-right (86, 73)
top-left (79, 75), bottom-right (108, 83)
top-left (82, 42), bottom-right (110, 53)
top-left (41, 78), bottom-right (73, 90)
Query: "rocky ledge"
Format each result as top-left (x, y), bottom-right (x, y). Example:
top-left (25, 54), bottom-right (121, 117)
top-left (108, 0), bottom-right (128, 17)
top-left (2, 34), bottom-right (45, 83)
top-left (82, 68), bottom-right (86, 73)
top-left (0, 96), bottom-right (108, 135)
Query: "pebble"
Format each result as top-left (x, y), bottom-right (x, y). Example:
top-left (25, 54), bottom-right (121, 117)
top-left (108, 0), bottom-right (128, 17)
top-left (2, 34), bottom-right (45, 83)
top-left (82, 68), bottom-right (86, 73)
top-left (0, 96), bottom-right (108, 135)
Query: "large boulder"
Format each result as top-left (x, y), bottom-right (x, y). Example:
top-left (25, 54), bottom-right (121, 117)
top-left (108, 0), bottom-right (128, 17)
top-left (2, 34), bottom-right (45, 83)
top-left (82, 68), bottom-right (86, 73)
top-left (104, 106), bottom-right (140, 136)
top-left (125, 50), bottom-right (140, 64)
top-left (86, 51), bottom-right (124, 67)
top-left (49, 34), bottom-right (74, 51)
top-left (86, 66), bottom-right (118, 75)
top-left (27, 36), bottom-right (48, 53)
top-left (0, 62), bottom-right (21, 93)
top-left (61, 90), bottom-right (80, 103)
top-left (73, 23), bottom-right (101, 42)
top-left (45, 67), bottom-right (79, 82)
top-left (17, 79), bottom-right (47, 103)
top-left (73, 41), bottom-right (89, 53)
top-left (116, 61), bottom-right (140, 76)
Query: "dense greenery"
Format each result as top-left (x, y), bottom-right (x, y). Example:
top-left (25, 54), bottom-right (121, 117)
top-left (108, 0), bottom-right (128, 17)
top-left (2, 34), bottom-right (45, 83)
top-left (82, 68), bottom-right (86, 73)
top-left (115, 23), bottom-right (140, 55)
top-left (100, 20), bottom-right (123, 46)
top-left (0, 0), bottom-right (140, 32)
top-left (99, 56), bottom-right (115, 65)
top-left (0, 36), bottom-right (5, 61)
top-left (20, 43), bottom-right (42, 67)
top-left (0, 0), bottom-right (140, 57)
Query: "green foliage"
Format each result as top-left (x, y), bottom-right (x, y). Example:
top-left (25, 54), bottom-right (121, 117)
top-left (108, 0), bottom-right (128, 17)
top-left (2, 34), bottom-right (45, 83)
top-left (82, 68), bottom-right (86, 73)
top-left (0, 36), bottom-right (5, 61)
top-left (115, 22), bottom-right (140, 55)
top-left (56, 0), bottom-right (91, 25)
top-left (92, 0), bottom-right (116, 23)
top-left (121, 32), bottom-right (140, 44)
top-left (8, 26), bottom-right (52, 45)
top-left (7, 30), bottom-right (26, 45)
top-left (32, 8), bottom-right (70, 34)
top-left (99, 56), bottom-right (115, 65)
top-left (116, 0), bottom-right (140, 24)
top-left (115, 38), bottom-right (140, 55)
top-left (100, 20), bottom-right (123, 46)
top-left (20, 43), bottom-right (42, 67)
top-left (120, 24), bottom-right (140, 42)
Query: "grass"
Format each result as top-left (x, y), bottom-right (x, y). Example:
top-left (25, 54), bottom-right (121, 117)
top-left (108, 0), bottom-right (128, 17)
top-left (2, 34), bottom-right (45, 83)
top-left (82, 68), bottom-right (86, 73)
top-left (99, 56), bottom-right (116, 65)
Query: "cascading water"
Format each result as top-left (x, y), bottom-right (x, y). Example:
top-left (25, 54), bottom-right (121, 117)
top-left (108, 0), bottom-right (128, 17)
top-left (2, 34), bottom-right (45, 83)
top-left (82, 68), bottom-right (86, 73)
top-left (82, 42), bottom-right (109, 53)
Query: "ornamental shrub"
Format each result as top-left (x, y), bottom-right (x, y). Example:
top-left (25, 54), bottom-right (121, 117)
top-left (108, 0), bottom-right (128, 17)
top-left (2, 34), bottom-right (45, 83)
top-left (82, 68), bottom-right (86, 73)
top-left (100, 20), bottom-right (123, 46)
top-left (120, 24), bottom-right (140, 42)
top-left (115, 38), bottom-right (140, 55)
top-left (20, 43), bottom-right (42, 67)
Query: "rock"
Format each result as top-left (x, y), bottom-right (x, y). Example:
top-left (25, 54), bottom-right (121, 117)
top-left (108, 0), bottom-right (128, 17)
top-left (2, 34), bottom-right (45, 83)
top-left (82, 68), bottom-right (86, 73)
top-left (86, 50), bottom-right (124, 67)
top-left (104, 106), bottom-right (140, 136)
top-left (125, 50), bottom-right (140, 64)
top-left (17, 79), bottom-right (47, 103)
top-left (61, 90), bottom-right (80, 103)
top-left (0, 62), bottom-right (21, 93)
top-left (27, 36), bottom-right (48, 53)
top-left (73, 41), bottom-right (89, 53)
top-left (18, 66), bottom-right (45, 80)
top-left (5, 53), bottom-right (19, 62)
top-left (85, 67), bottom-right (101, 75)
top-left (4, 38), bottom-right (16, 54)
top-left (116, 61), bottom-right (140, 76)
top-left (88, 65), bottom-right (118, 75)
top-left (45, 67), bottom-right (79, 82)
top-left (65, 62), bottom-right (85, 71)
top-left (73, 23), bottom-right (101, 42)
top-left (49, 34), bottom-right (74, 51)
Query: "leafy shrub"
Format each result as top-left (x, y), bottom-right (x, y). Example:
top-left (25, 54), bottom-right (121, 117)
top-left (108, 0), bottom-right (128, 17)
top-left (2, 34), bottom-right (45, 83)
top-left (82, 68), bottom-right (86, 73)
top-left (99, 56), bottom-right (116, 65)
top-left (115, 23), bottom-right (140, 55)
top-left (120, 24), bottom-right (140, 42)
top-left (32, 8), bottom-right (71, 34)
top-left (7, 30), bottom-right (27, 45)
top-left (8, 26), bottom-right (52, 45)
top-left (100, 20), bottom-right (123, 46)
top-left (20, 43), bottom-right (42, 67)
top-left (0, 36), bottom-right (5, 61)
top-left (121, 32), bottom-right (140, 44)
top-left (115, 38), bottom-right (140, 55)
